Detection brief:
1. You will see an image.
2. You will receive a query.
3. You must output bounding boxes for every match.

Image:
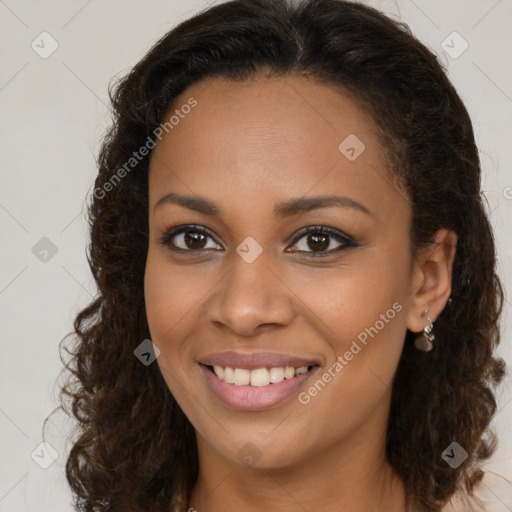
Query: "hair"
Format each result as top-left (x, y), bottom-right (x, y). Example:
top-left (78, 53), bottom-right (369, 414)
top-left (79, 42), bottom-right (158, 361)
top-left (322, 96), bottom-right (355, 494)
top-left (59, 0), bottom-right (506, 511)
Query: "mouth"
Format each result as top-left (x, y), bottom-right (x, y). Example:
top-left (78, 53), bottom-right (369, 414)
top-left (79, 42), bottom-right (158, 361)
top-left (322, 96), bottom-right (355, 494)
top-left (199, 361), bottom-right (320, 411)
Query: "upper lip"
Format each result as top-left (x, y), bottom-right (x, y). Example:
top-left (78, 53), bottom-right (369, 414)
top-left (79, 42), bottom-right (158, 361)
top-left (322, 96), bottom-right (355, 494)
top-left (199, 351), bottom-right (321, 370)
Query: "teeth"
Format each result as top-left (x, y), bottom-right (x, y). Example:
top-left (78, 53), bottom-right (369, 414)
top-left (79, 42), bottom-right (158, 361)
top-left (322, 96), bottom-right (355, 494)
top-left (211, 365), bottom-right (313, 386)
top-left (250, 368), bottom-right (270, 387)
top-left (223, 367), bottom-right (234, 384)
top-left (233, 368), bottom-right (250, 385)
top-left (269, 367), bottom-right (284, 383)
top-left (213, 365), bottom-right (224, 380)
top-left (284, 366), bottom-right (295, 379)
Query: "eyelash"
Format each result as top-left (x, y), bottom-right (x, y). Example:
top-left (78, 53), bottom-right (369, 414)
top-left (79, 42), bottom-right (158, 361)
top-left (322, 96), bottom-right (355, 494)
top-left (158, 224), bottom-right (358, 257)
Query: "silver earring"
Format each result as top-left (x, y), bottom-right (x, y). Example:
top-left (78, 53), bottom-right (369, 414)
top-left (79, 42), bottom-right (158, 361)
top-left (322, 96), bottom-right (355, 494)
top-left (414, 309), bottom-right (435, 352)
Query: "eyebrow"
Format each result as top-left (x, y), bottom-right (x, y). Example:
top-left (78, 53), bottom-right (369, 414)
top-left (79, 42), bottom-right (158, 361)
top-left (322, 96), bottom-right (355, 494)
top-left (153, 192), bottom-right (372, 218)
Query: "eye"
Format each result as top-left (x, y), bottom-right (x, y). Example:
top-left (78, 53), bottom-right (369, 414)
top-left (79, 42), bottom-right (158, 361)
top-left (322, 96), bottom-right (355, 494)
top-left (158, 224), bottom-right (357, 256)
top-left (286, 225), bottom-right (357, 256)
top-left (158, 224), bottom-right (222, 252)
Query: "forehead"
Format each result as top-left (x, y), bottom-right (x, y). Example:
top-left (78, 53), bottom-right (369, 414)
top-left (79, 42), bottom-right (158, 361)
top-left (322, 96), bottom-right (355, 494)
top-left (148, 75), bottom-right (407, 223)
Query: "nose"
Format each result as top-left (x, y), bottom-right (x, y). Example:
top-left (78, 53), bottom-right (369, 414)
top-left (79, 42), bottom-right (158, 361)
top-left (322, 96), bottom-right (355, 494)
top-left (207, 254), bottom-right (296, 337)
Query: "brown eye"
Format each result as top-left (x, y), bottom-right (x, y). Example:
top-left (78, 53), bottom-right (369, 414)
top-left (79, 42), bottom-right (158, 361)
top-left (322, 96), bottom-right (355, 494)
top-left (306, 232), bottom-right (329, 251)
top-left (287, 226), bottom-right (356, 256)
top-left (159, 225), bottom-right (221, 251)
top-left (182, 230), bottom-right (208, 249)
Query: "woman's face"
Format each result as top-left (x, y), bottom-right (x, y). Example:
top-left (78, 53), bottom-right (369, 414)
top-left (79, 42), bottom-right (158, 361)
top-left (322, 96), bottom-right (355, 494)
top-left (144, 75), bottom-right (416, 469)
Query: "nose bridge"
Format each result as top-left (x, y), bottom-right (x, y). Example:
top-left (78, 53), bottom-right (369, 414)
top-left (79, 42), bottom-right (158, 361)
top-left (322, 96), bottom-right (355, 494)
top-left (211, 248), bottom-right (295, 335)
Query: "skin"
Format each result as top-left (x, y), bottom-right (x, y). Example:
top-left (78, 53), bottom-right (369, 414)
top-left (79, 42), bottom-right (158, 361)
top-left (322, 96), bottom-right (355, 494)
top-left (144, 74), bottom-right (457, 511)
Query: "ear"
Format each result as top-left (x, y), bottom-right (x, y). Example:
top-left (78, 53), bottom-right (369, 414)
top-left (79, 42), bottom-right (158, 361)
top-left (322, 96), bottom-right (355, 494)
top-left (406, 228), bottom-right (457, 333)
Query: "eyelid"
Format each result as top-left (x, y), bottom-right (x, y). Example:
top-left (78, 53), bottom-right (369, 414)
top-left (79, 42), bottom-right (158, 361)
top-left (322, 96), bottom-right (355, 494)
top-left (286, 225), bottom-right (356, 256)
top-left (158, 223), bottom-right (222, 250)
top-left (158, 223), bottom-right (357, 255)
top-left (288, 225), bottom-right (354, 245)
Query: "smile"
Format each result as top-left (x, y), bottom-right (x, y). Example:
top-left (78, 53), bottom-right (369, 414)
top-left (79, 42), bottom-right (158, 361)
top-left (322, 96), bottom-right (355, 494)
top-left (199, 361), bottom-right (320, 411)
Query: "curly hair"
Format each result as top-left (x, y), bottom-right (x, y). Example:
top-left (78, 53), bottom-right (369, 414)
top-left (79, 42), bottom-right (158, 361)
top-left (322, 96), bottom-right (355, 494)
top-left (59, 0), bottom-right (506, 511)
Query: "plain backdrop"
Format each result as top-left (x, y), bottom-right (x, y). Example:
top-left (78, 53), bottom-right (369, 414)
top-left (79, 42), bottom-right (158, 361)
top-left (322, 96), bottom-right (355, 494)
top-left (1, 1), bottom-right (511, 510)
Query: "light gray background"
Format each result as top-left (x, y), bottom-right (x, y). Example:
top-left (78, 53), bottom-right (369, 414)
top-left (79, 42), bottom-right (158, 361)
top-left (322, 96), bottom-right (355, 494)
top-left (1, 1), bottom-right (511, 510)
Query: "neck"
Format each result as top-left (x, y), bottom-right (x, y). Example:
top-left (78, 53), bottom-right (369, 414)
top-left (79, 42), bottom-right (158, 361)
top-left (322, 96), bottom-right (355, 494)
top-left (188, 397), bottom-right (407, 511)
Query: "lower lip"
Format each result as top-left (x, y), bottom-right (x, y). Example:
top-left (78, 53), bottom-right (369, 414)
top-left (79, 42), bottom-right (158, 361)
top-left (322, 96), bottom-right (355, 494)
top-left (200, 364), bottom-right (318, 411)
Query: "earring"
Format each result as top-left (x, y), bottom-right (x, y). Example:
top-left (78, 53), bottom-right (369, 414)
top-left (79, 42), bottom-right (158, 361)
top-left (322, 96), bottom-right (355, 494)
top-left (414, 308), bottom-right (435, 352)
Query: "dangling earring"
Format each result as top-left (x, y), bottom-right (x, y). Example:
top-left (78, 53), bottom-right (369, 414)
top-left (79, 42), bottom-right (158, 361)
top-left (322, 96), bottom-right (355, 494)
top-left (414, 308), bottom-right (435, 352)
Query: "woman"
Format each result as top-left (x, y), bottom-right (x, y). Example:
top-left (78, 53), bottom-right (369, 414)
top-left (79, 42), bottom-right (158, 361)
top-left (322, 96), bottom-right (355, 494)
top-left (60, 0), bottom-right (506, 510)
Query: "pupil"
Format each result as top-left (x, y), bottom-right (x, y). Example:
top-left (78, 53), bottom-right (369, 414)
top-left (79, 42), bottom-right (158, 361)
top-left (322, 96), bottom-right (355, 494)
top-left (185, 231), bottom-right (206, 249)
top-left (309, 233), bottom-right (328, 251)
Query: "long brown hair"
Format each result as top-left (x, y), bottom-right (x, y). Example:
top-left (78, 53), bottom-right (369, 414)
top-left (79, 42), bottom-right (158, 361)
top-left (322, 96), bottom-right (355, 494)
top-left (59, 1), bottom-right (505, 510)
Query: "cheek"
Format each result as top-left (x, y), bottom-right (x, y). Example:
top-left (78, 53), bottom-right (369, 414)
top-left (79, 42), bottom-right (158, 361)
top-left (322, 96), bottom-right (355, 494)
top-left (144, 248), bottom-right (213, 338)
top-left (143, 253), bottom-right (201, 413)
top-left (291, 289), bottom-right (407, 454)
top-left (143, 250), bottom-right (205, 367)
top-left (143, 251), bottom-right (228, 440)
top-left (290, 247), bottom-right (409, 402)
top-left (286, 248), bottom-right (409, 352)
